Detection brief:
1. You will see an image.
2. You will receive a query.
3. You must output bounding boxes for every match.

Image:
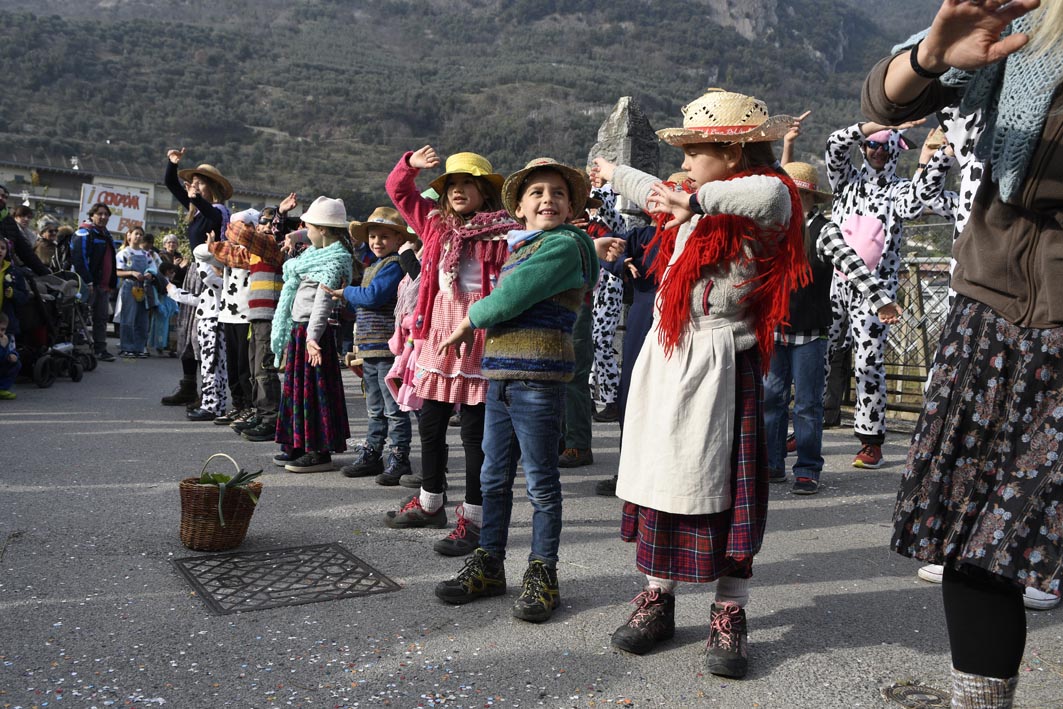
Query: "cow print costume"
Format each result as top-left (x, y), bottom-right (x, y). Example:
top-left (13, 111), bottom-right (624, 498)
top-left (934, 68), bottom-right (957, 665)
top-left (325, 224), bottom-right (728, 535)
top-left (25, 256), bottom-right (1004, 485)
top-left (588, 184), bottom-right (627, 407)
top-left (169, 260), bottom-right (228, 416)
top-left (825, 123), bottom-right (950, 445)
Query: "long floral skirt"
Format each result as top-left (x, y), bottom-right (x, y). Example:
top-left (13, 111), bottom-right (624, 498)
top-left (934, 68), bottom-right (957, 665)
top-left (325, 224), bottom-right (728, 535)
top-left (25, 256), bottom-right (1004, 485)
top-left (892, 296), bottom-right (1063, 595)
top-left (276, 323), bottom-right (349, 455)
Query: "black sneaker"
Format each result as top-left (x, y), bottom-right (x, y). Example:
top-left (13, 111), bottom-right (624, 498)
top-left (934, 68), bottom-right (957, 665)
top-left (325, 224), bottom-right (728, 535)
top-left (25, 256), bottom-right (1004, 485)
top-left (512, 561), bottom-right (560, 623)
top-left (96, 350), bottom-right (116, 362)
top-left (791, 477), bottom-right (820, 495)
top-left (592, 402), bottom-right (620, 423)
top-left (231, 413), bottom-right (261, 432)
top-left (186, 407), bottom-right (217, 422)
top-left (768, 469), bottom-right (788, 484)
top-left (435, 548), bottom-right (506, 605)
top-left (241, 421), bottom-right (276, 442)
top-left (704, 602), bottom-right (749, 679)
top-left (284, 452), bottom-right (334, 473)
top-left (611, 587), bottom-right (676, 654)
top-left (375, 450), bottom-right (412, 486)
top-left (341, 444), bottom-right (384, 478)
top-left (384, 495), bottom-right (447, 529)
top-left (433, 505), bottom-right (480, 557)
top-left (273, 449), bottom-right (304, 467)
top-left (595, 475), bottom-right (618, 497)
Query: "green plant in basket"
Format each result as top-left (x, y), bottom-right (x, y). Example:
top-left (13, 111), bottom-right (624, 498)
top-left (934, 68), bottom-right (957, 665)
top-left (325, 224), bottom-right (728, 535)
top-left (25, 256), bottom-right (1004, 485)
top-left (197, 457), bottom-right (263, 527)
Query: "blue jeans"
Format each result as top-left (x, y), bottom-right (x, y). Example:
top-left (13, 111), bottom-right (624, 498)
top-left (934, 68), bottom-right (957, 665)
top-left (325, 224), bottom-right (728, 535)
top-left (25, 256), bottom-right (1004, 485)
top-left (118, 281), bottom-right (149, 353)
top-left (764, 338), bottom-right (827, 479)
top-left (361, 356), bottom-right (411, 453)
top-left (480, 379), bottom-right (566, 566)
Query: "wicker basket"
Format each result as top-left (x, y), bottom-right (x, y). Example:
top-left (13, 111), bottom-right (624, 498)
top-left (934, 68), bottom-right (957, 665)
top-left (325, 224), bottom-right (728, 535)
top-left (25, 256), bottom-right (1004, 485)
top-left (179, 453), bottom-right (263, 552)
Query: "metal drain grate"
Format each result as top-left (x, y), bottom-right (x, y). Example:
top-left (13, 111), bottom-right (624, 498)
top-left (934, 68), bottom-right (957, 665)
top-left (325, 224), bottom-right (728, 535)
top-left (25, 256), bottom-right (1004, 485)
top-left (882, 682), bottom-right (950, 708)
top-left (172, 543), bottom-right (401, 615)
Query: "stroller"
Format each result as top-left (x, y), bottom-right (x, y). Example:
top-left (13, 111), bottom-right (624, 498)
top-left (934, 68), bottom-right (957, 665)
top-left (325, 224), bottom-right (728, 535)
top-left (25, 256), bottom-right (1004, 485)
top-left (16, 270), bottom-right (96, 387)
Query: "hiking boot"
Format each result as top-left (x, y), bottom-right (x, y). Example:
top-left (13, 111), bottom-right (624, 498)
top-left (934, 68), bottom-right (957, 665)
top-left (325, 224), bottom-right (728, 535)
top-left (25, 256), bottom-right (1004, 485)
top-left (213, 407), bottom-right (244, 425)
top-left (595, 475), bottom-right (618, 497)
top-left (704, 602), bottom-right (749, 679)
top-left (375, 450), bottom-right (412, 486)
top-left (241, 420), bottom-right (276, 442)
top-left (512, 561), bottom-right (560, 623)
top-left (273, 449), bottom-right (304, 467)
top-left (611, 587), bottom-right (676, 655)
top-left (399, 471), bottom-right (423, 489)
top-left (592, 402), bottom-right (620, 423)
top-left (229, 408), bottom-right (257, 427)
top-left (435, 548), bottom-right (506, 605)
top-left (341, 444), bottom-right (384, 478)
top-left (384, 495), bottom-right (447, 529)
top-left (433, 505), bottom-right (480, 557)
top-left (284, 452), bottom-right (334, 473)
top-left (161, 378), bottom-right (197, 406)
top-left (559, 448), bottom-right (593, 468)
top-left (791, 477), bottom-right (820, 495)
top-left (852, 444), bottom-right (883, 469)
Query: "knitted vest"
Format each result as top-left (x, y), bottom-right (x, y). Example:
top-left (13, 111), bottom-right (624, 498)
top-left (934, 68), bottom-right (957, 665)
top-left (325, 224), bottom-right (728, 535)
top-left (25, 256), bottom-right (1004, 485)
top-left (247, 253), bottom-right (283, 321)
top-left (480, 234), bottom-right (588, 382)
top-left (785, 212), bottom-right (834, 334)
top-left (355, 254), bottom-right (401, 359)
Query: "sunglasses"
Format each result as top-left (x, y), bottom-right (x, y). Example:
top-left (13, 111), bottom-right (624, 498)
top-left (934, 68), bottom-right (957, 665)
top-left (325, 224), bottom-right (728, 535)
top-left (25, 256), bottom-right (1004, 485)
top-left (865, 140), bottom-right (888, 152)
top-left (258, 218), bottom-right (272, 225)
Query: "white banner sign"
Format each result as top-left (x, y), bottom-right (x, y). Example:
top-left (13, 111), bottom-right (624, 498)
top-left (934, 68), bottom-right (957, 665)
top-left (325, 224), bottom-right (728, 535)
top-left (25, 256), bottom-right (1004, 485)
top-left (79, 183), bottom-right (149, 234)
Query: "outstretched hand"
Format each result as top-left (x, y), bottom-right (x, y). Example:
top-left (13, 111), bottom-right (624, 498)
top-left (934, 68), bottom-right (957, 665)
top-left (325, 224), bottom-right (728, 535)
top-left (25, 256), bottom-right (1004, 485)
top-left (648, 181), bottom-right (694, 230)
top-left (591, 157), bottom-right (618, 183)
top-left (319, 279), bottom-right (348, 300)
top-left (595, 237), bottom-right (626, 262)
top-left (167, 147), bottom-right (186, 164)
top-left (922, 0), bottom-right (1040, 73)
top-left (438, 317), bottom-right (476, 358)
top-left (279, 192), bottom-right (298, 214)
top-left (410, 145), bottom-right (440, 170)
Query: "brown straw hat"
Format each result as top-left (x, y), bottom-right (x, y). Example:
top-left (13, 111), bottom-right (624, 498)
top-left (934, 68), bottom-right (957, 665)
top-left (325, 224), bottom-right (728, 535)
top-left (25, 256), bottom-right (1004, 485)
top-left (177, 163), bottom-right (233, 201)
top-left (501, 158), bottom-right (590, 221)
top-left (783, 162), bottom-right (833, 203)
top-left (348, 206), bottom-right (415, 244)
top-left (427, 152), bottom-right (505, 196)
top-left (656, 89), bottom-right (794, 146)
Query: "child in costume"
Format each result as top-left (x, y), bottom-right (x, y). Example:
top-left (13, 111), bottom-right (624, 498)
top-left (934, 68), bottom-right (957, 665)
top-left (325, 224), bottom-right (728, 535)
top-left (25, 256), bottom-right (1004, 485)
top-left (270, 197), bottom-right (354, 474)
top-left (434, 158), bottom-right (598, 624)
top-left (594, 89), bottom-right (808, 678)
top-left (379, 147), bottom-right (518, 556)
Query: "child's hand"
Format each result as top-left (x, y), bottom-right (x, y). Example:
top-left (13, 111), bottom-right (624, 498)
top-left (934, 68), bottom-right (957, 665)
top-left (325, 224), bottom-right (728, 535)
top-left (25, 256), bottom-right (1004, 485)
top-left (409, 145), bottom-right (440, 170)
top-left (595, 237), bottom-right (626, 262)
top-left (319, 281), bottom-right (346, 300)
top-left (398, 240), bottom-right (416, 254)
top-left (784, 110), bottom-right (811, 145)
top-left (625, 258), bottom-right (640, 279)
top-left (438, 317), bottom-right (475, 358)
top-left (279, 192), bottom-right (298, 214)
top-left (205, 230), bottom-right (216, 245)
top-left (648, 182), bottom-right (694, 229)
top-left (7, 353), bottom-right (17, 363)
top-left (588, 164), bottom-right (607, 189)
top-left (167, 147), bottom-right (186, 164)
top-left (306, 339), bottom-right (322, 366)
top-left (877, 302), bottom-right (903, 325)
top-left (592, 157), bottom-right (617, 183)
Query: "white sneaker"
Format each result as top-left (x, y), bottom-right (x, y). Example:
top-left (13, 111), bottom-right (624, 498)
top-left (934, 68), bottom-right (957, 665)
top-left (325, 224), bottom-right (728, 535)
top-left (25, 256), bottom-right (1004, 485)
top-left (917, 564), bottom-right (944, 584)
top-left (1024, 587), bottom-right (1061, 611)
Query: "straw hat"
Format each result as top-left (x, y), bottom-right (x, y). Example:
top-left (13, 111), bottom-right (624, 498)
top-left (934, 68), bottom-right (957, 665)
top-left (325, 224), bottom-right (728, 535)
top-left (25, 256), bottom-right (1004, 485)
top-left (925, 127), bottom-right (947, 150)
top-left (656, 89), bottom-right (794, 146)
top-left (501, 158), bottom-right (590, 221)
top-left (300, 196), bottom-right (348, 229)
top-left (783, 162), bottom-right (833, 203)
top-left (428, 152), bottom-right (505, 195)
top-left (666, 171), bottom-right (689, 184)
top-left (348, 206), bottom-right (415, 243)
top-left (177, 163), bottom-right (233, 201)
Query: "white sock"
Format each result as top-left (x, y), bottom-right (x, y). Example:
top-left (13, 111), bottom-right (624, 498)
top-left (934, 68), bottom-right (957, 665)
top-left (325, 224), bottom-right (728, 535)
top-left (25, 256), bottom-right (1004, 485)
top-left (646, 575), bottom-right (677, 593)
top-left (461, 503), bottom-right (483, 527)
top-left (419, 489), bottom-right (445, 513)
top-left (715, 575), bottom-right (750, 608)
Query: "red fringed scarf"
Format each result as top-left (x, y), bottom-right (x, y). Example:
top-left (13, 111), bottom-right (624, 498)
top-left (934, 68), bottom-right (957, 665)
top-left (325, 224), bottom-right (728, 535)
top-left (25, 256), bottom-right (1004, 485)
top-left (647, 167), bottom-right (810, 372)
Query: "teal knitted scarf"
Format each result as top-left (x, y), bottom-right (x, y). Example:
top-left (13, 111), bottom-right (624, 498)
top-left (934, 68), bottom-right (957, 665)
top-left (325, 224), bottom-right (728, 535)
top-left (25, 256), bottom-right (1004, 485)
top-left (895, 16), bottom-right (1063, 201)
top-left (271, 241), bottom-right (353, 366)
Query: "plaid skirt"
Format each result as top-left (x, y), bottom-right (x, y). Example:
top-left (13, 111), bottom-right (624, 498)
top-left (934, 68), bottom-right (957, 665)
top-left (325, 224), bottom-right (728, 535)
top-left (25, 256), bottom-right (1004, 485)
top-left (175, 265), bottom-right (203, 358)
top-left (892, 297), bottom-right (1063, 595)
top-left (620, 349), bottom-right (767, 583)
top-left (276, 323), bottom-right (350, 454)
top-left (414, 287), bottom-right (489, 406)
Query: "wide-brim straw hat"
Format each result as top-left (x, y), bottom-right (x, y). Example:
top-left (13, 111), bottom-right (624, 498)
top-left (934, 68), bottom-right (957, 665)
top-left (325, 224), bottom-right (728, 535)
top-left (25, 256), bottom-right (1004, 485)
top-left (177, 163), bottom-right (233, 201)
top-left (666, 171), bottom-right (689, 185)
top-left (656, 89), bottom-right (794, 146)
top-left (348, 206), bottom-right (416, 243)
top-left (783, 162), bottom-right (833, 203)
top-left (501, 158), bottom-right (590, 221)
top-left (428, 152), bottom-right (505, 196)
top-left (300, 196), bottom-right (349, 229)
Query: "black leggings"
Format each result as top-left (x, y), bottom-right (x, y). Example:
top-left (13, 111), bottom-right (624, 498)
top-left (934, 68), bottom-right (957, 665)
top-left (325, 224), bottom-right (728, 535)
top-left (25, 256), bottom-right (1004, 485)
top-left (418, 399), bottom-right (485, 504)
top-left (942, 565), bottom-right (1026, 679)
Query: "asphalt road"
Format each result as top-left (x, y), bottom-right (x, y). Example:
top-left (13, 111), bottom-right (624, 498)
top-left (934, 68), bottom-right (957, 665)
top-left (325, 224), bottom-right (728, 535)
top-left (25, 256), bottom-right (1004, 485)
top-left (1, 348), bottom-right (1061, 708)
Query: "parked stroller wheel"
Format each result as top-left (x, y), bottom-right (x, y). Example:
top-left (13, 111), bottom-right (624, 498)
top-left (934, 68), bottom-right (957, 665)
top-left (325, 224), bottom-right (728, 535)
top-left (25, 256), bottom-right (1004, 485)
top-left (70, 361), bottom-right (84, 382)
top-left (85, 353), bottom-right (98, 371)
top-left (33, 355), bottom-right (56, 388)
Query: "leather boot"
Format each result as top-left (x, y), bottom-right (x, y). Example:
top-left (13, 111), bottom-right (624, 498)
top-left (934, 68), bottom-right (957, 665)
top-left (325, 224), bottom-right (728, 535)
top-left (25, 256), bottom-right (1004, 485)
top-left (161, 378), bottom-right (198, 406)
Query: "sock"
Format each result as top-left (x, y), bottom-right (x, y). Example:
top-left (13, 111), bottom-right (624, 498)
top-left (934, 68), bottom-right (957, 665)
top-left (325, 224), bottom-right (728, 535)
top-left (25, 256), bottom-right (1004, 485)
top-left (950, 668), bottom-right (1018, 708)
top-left (419, 489), bottom-right (445, 513)
top-left (715, 576), bottom-right (750, 608)
top-left (646, 575), bottom-right (677, 593)
top-left (461, 503), bottom-right (483, 527)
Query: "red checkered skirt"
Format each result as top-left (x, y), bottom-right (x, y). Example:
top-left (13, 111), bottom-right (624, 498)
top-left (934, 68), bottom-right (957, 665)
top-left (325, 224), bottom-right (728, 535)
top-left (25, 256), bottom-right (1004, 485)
top-left (414, 287), bottom-right (489, 406)
top-left (620, 349), bottom-right (768, 583)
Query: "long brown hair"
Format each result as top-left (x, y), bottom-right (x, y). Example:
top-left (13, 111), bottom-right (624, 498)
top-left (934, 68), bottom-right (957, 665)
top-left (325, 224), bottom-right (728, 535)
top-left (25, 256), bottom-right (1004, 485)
top-left (437, 175), bottom-right (504, 225)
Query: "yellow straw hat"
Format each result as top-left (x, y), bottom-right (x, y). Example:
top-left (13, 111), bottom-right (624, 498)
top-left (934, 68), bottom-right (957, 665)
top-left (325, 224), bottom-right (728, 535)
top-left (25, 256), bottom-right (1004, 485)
top-left (428, 152), bottom-right (505, 195)
top-left (176, 163), bottom-right (233, 201)
top-left (782, 162), bottom-right (833, 203)
top-left (348, 206), bottom-right (415, 243)
top-left (501, 158), bottom-right (590, 221)
top-left (656, 89), bottom-right (794, 146)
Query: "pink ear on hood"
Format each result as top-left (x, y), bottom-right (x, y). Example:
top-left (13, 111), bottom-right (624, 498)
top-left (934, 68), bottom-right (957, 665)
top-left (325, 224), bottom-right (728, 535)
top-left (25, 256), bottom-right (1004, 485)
top-left (836, 214), bottom-right (886, 280)
top-left (867, 129), bottom-right (892, 144)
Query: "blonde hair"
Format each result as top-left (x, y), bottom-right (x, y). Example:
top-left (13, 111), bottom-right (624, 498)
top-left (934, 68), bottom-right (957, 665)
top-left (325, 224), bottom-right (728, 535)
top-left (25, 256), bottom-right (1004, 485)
top-left (1028, 2), bottom-right (1063, 57)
